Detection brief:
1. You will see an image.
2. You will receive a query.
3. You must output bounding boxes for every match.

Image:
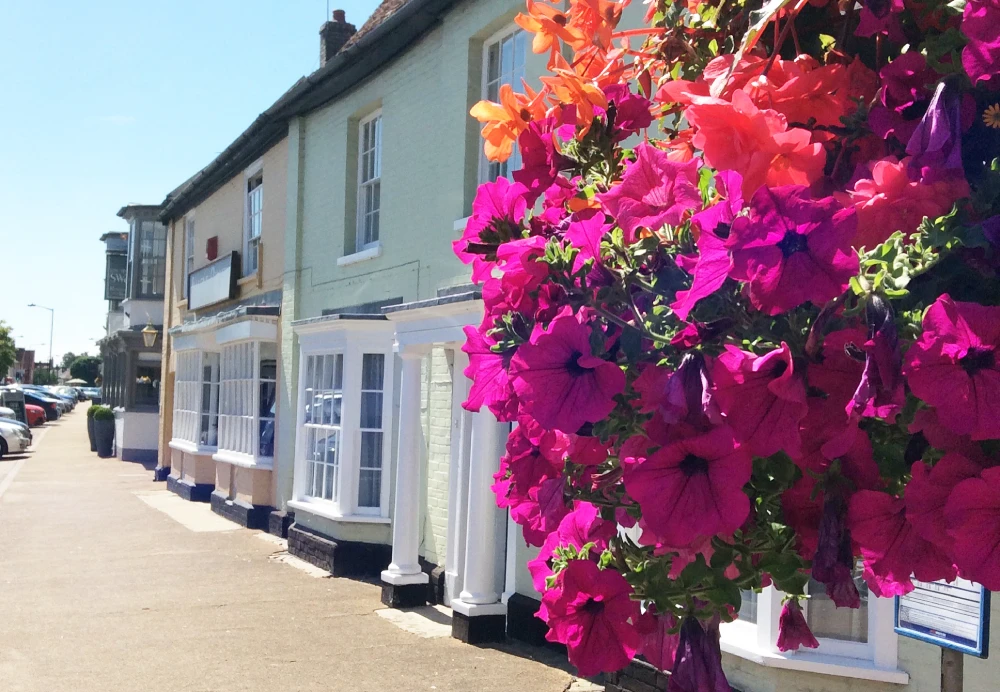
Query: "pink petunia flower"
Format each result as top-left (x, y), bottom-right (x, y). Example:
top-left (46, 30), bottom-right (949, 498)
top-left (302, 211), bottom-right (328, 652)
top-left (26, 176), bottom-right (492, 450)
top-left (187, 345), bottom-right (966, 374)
top-left (962, 0), bottom-right (1000, 87)
top-left (849, 490), bottom-right (957, 597)
top-left (906, 453), bottom-right (983, 549)
top-left (564, 208), bottom-right (612, 272)
top-left (728, 185), bottom-right (859, 316)
top-left (944, 466), bottom-right (1000, 590)
top-left (528, 501), bottom-right (616, 591)
top-left (712, 343), bottom-right (808, 458)
top-left (848, 295), bottom-right (905, 422)
top-left (776, 599), bottom-right (820, 652)
top-left (637, 611), bottom-right (680, 672)
top-left (510, 307), bottom-right (625, 434)
top-left (622, 426), bottom-right (751, 547)
top-left (908, 408), bottom-right (988, 463)
top-left (461, 324), bottom-right (519, 420)
top-left (452, 177), bottom-right (529, 283)
top-left (903, 294), bottom-right (1000, 441)
top-left (596, 143), bottom-right (702, 241)
top-left (672, 170), bottom-right (744, 321)
top-left (603, 84), bottom-right (654, 142)
top-left (541, 560), bottom-right (643, 676)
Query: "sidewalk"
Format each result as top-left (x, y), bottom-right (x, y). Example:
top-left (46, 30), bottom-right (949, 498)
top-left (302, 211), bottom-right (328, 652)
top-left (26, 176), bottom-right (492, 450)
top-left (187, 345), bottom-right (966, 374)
top-left (0, 410), bottom-right (581, 692)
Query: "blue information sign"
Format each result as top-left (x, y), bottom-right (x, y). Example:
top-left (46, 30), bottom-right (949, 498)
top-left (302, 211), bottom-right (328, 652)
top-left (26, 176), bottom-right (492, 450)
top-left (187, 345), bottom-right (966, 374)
top-left (895, 578), bottom-right (990, 658)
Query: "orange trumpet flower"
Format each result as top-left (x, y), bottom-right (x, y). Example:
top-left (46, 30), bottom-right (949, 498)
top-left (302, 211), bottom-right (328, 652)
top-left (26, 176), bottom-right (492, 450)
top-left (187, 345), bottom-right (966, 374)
top-left (470, 83), bottom-right (548, 163)
top-left (515, 0), bottom-right (588, 55)
top-left (541, 53), bottom-right (609, 134)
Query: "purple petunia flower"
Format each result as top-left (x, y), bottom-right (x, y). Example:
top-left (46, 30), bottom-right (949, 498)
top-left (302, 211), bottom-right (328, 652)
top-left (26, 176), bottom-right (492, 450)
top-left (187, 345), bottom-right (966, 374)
top-left (667, 617), bottom-right (730, 692)
top-left (777, 599), bottom-right (820, 652)
top-left (962, 0), bottom-right (1000, 87)
top-left (849, 294), bottom-right (905, 422)
top-left (728, 185), bottom-right (859, 316)
top-left (453, 177), bottom-right (529, 283)
top-left (906, 78), bottom-right (966, 182)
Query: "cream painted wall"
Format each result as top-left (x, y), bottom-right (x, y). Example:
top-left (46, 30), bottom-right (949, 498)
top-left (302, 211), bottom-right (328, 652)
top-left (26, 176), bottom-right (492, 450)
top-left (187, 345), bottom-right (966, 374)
top-left (419, 347), bottom-right (453, 567)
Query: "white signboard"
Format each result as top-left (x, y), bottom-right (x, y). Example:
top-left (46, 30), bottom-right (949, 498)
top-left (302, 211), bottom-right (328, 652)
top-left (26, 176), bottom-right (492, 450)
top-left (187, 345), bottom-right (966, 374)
top-left (896, 577), bottom-right (990, 657)
top-left (188, 252), bottom-right (239, 311)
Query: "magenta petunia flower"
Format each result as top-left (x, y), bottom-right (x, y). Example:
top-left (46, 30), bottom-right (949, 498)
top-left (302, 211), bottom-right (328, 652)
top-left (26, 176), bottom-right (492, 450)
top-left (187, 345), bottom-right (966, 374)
top-left (514, 115), bottom-right (573, 202)
top-left (565, 209), bottom-right (612, 272)
top-left (541, 560), bottom-right (643, 676)
top-left (849, 490), bottom-right (957, 597)
top-left (906, 453), bottom-right (982, 549)
top-left (672, 170), bottom-right (744, 321)
top-left (849, 295), bottom-right (905, 422)
top-left (728, 185), bottom-right (859, 316)
top-left (944, 466), bottom-right (1000, 590)
top-left (461, 323), bottom-right (519, 420)
top-left (776, 599), bottom-right (820, 652)
top-left (622, 426), bottom-right (751, 547)
top-left (510, 308), bottom-right (625, 434)
top-left (812, 492), bottom-right (862, 609)
top-left (667, 617), bottom-right (730, 692)
top-left (962, 0), bottom-right (1000, 87)
top-left (597, 143), bottom-right (702, 241)
top-left (453, 177), bottom-right (530, 283)
top-left (528, 501), bottom-right (616, 591)
top-left (604, 84), bottom-right (654, 142)
top-left (903, 294), bottom-right (1000, 441)
top-left (633, 353), bottom-right (720, 438)
top-left (637, 611), bottom-right (680, 672)
top-left (712, 343), bottom-right (808, 458)
top-left (906, 78), bottom-right (966, 181)
top-left (908, 408), bottom-right (988, 463)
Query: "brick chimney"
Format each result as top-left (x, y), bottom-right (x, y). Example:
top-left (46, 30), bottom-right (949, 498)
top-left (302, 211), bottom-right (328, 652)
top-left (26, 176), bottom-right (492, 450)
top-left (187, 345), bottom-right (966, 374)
top-left (320, 9), bottom-right (356, 67)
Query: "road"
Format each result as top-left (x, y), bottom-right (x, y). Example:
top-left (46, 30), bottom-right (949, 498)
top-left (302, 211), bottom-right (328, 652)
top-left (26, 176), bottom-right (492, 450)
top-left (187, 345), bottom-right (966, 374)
top-left (0, 408), bottom-right (584, 692)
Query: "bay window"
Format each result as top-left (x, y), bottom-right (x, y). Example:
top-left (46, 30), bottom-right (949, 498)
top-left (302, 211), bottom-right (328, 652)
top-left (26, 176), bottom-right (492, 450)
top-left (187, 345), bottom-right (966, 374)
top-left (216, 340), bottom-right (276, 464)
top-left (171, 350), bottom-right (221, 450)
top-left (292, 320), bottom-right (394, 519)
top-left (721, 577), bottom-right (905, 684)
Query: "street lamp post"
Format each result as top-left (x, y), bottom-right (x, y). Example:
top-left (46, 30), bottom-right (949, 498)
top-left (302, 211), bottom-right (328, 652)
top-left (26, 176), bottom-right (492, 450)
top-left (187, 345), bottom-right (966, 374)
top-left (27, 304), bottom-right (54, 368)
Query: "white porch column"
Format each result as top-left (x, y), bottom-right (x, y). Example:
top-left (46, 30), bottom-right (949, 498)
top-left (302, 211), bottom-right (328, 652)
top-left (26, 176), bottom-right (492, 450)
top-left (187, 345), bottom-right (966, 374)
top-left (445, 347), bottom-right (472, 605)
top-left (381, 344), bottom-right (429, 588)
top-left (455, 408), bottom-right (507, 607)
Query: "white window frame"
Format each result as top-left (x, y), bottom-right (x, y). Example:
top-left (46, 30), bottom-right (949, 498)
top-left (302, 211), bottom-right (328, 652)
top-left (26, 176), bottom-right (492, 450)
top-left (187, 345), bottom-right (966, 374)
top-left (479, 24), bottom-right (527, 184)
top-left (212, 335), bottom-right (277, 469)
top-left (720, 585), bottom-right (907, 684)
top-left (290, 320), bottom-right (395, 522)
top-left (243, 158), bottom-right (263, 277)
top-left (183, 213), bottom-right (195, 300)
top-left (168, 343), bottom-right (221, 455)
top-left (355, 110), bottom-right (382, 253)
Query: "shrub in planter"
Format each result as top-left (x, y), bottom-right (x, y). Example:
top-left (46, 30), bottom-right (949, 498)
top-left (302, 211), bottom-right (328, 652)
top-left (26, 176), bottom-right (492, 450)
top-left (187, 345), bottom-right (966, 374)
top-left (457, 0), bottom-right (1000, 682)
top-left (86, 405), bottom-right (98, 453)
top-left (92, 406), bottom-right (115, 458)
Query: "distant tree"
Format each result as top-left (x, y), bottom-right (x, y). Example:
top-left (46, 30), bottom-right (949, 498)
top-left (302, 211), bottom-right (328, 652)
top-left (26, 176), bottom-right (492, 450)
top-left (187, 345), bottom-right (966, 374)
top-left (70, 356), bottom-right (101, 386)
top-left (0, 322), bottom-right (14, 379)
top-left (60, 351), bottom-right (78, 370)
top-left (33, 368), bottom-right (58, 385)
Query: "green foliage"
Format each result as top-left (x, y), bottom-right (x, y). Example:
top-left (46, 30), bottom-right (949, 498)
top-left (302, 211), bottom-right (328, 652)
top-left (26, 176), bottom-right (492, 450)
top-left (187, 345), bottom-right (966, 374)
top-left (0, 322), bottom-right (16, 380)
top-left (69, 356), bottom-right (101, 386)
top-left (32, 368), bottom-right (58, 386)
top-left (60, 352), bottom-right (78, 370)
top-left (87, 405), bottom-right (99, 419)
top-left (91, 405), bottom-right (115, 422)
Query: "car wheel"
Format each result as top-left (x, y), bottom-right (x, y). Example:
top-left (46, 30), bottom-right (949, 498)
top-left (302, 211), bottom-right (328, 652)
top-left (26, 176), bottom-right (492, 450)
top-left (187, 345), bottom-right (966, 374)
top-left (0, 438), bottom-right (7, 459)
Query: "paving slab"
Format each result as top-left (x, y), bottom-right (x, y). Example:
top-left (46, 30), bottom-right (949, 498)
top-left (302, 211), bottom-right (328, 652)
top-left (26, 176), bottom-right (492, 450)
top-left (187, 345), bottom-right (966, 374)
top-left (0, 410), bottom-right (580, 692)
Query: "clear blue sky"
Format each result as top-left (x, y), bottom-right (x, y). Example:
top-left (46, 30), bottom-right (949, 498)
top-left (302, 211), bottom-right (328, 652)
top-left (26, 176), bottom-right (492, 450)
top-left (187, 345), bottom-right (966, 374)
top-left (0, 0), bottom-right (380, 366)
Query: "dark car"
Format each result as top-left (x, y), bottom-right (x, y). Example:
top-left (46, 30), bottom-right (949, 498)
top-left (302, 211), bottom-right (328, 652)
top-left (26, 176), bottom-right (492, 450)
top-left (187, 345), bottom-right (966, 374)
top-left (23, 392), bottom-right (60, 421)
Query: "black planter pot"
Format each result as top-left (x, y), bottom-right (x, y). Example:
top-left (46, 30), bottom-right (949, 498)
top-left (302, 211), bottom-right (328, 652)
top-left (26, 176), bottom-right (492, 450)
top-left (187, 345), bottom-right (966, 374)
top-left (87, 417), bottom-right (97, 452)
top-left (94, 419), bottom-right (115, 458)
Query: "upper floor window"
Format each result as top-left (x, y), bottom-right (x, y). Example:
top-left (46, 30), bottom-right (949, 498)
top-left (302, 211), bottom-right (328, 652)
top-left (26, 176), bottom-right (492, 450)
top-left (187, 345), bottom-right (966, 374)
top-left (137, 220), bottom-right (167, 298)
top-left (244, 173), bottom-right (263, 276)
top-left (356, 111), bottom-right (382, 251)
top-left (480, 27), bottom-right (526, 183)
top-left (184, 216), bottom-right (195, 299)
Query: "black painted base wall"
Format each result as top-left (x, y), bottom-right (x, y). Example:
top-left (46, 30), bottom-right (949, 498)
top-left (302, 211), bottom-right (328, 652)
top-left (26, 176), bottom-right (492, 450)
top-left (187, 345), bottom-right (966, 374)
top-left (287, 522), bottom-right (391, 578)
top-left (268, 510), bottom-right (294, 538)
top-left (605, 660), bottom-right (670, 692)
top-left (152, 466), bottom-right (170, 482)
top-left (452, 611), bottom-right (507, 645)
top-left (210, 492), bottom-right (272, 530)
top-left (166, 475), bottom-right (213, 503)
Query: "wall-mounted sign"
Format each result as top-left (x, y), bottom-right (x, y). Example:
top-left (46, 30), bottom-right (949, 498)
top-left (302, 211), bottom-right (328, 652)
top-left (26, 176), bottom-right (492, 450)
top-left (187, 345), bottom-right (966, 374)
top-left (105, 253), bottom-right (128, 301)
top-left (188, 251), bottom-right (240, 311)
top-left (895, 577), bottom-right (990, 658)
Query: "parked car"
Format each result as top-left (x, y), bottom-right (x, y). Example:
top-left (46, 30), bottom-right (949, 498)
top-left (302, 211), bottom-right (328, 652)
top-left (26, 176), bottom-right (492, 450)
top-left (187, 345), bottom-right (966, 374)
top-left (26, 386), bottom-right (74, 413)
top-left (42, 387), bottom-right (76, 411)
top-left (23, 392), bottom-right (60, 421)
top-left (0, 419), bottom-right (30, 458)
top-left (81, 387), bottom-right (101, 399)
top-left (0, 409), bottom-right (32, 444)
top-left (24, 404), bottom-right (46, 427)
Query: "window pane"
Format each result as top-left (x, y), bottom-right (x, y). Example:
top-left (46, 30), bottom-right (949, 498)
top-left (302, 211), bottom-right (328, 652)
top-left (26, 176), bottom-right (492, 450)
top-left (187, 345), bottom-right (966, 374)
top-left (806, 577), bottom-right (869, 643)
top-left (360, 392), bottom-right (382, 429)
top-left (361, 353), bottom-right (384, 389)
top-left (358, 468), bottom-right (381, 508)
top-left (738, 590), bottom-right (758, 624)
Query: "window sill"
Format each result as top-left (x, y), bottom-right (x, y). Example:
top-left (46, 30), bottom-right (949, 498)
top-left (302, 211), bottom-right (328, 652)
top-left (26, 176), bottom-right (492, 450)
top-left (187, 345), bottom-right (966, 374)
top-left (177, 299), bottom-right (188, 310)
top-left (720, 634), bottom-right (909, 685)
top-left (454, 216), bottom-right (471, 234)
top-left (337, 243), bottom-right (383, 267)
top-left (237, 273), bottom-right (258, 287)
top-left (168, 439), bottom-right (217, 456)
top-left (288, 499), bottom-right (390, 524)
top-left (212, 449), bottom-right (274, 470)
